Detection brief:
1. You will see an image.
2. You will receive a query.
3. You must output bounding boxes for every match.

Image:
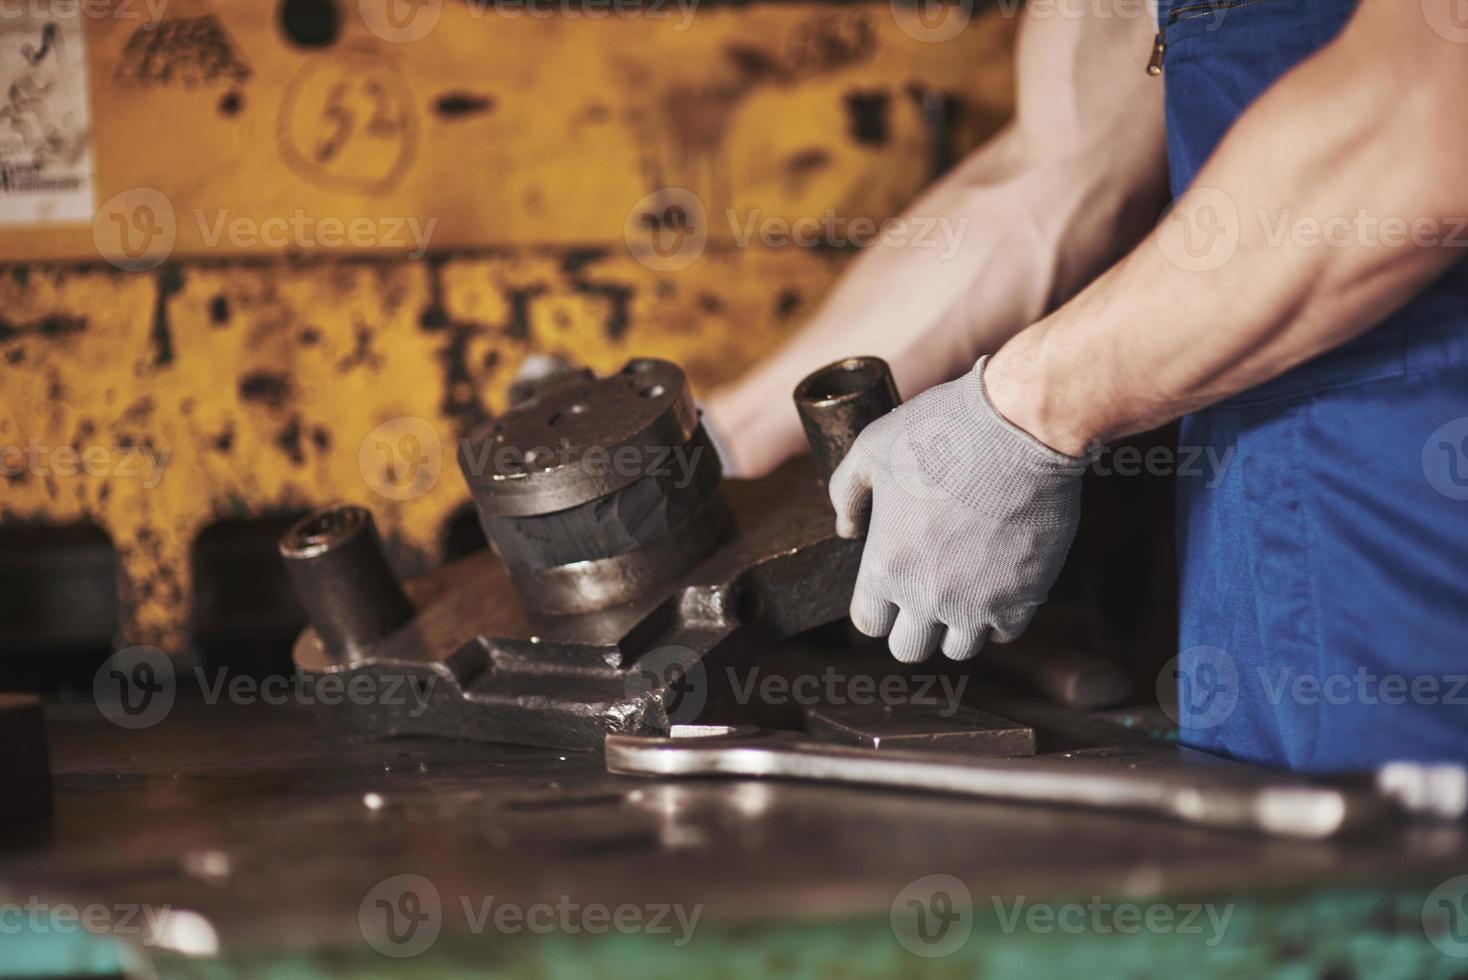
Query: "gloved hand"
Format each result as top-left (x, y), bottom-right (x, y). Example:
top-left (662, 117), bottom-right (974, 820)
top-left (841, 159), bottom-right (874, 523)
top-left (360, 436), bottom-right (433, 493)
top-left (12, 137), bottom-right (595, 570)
top-left (829, 356), bottom-right (1087, 663)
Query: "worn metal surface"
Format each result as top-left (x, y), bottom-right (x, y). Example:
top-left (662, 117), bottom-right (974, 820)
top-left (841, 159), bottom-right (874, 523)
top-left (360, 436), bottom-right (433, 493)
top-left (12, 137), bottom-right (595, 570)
top-left (803, 702), bottom-right (1038, 756)
top-left (461, 358), bottom-right (733, 613)
top-left (279, 505), bottom-right (414, 659)
top-left (793, 355), bottom-right (902, 484)
top-left (0, 4), bottom-right (1019, 652)
top-left (289, 454), bottom-right (864, 749)
top-left (3, 696), bottom-right (1466, 975)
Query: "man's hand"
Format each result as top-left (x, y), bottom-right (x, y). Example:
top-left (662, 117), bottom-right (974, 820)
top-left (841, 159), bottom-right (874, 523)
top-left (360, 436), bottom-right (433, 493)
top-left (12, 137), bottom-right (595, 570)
top-left (829, 357), bottom-right (1086, 663)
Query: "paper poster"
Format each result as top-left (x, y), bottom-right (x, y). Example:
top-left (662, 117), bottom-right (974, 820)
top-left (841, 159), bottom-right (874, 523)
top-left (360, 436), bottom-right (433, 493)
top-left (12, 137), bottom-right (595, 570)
top-left (0, 11), bottom-right (94, 225)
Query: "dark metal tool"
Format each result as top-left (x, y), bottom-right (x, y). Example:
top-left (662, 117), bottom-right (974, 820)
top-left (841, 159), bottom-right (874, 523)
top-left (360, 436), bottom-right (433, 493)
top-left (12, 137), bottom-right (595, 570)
top-left (282, 356), bottom-right (905, 750)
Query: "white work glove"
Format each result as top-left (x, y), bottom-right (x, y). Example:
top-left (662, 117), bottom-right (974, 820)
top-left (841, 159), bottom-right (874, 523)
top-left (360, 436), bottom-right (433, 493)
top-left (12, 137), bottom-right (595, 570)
top-left (829, 356), bottom-right (1086, 663)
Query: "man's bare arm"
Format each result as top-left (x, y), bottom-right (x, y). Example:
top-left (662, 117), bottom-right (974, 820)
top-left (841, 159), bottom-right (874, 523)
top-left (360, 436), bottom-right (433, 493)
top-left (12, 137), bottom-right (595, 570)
top-left (705, 4), bottom-right (1168, 476)
top-left (988, 0), bottom-right (1468, 455)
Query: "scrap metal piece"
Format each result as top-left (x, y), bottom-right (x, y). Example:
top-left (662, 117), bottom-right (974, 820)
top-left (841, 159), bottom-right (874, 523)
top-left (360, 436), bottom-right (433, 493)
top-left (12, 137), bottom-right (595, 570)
top-left (0, 694), bottom-right (52, 824)
top-left (793, 356), bottom-right (902, 484)
top-left (607, 726), bottom-right (1393, 840)
top-left (280, 505), bottom-right (414, 662)
top-left (803, 703), bottom-right (1037, 757)
top-left (283, 358), bottom-right (913, 750)
top-left (459, 358), bottom-right (733, 615)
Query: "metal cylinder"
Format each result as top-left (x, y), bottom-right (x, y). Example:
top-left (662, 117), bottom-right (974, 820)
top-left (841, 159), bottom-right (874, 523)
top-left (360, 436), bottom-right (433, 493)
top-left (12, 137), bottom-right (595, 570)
top-left (459, 359), bottom-right (731, 615)
top-left (279, 504), bottom-right (414, 660)
top-left (793, 356), bottom-right (902, 483)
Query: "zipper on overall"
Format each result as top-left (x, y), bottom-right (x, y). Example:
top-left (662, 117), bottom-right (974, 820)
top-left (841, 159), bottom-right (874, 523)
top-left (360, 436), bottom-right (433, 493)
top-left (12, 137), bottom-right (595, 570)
top-left (1148, 0), bottom-right (1275, 76)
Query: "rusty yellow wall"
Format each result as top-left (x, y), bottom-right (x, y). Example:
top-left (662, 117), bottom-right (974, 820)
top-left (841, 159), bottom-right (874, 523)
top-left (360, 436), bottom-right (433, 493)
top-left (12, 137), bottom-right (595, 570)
top-left (0, 1), bottom-right (1017, 650)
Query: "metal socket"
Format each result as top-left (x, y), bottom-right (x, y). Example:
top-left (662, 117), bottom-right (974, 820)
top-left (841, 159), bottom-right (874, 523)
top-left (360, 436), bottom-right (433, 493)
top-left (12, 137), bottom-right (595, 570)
top-left (793, 356), bottom-right (901, 484)
top-left (279, 505), bottom-right (414, 661)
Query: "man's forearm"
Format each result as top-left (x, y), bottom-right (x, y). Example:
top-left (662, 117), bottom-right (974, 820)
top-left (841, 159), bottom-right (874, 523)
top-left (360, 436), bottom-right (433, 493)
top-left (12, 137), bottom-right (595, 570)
top-left (706, 5), bottom-right (1168, 476)
top-left (988, 0), bottom-right (1468, 456)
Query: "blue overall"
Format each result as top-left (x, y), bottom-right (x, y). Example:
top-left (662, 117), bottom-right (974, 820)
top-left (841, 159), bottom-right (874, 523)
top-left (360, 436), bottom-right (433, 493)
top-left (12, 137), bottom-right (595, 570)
top-left (1162, 0), bottom-right (1468, 770)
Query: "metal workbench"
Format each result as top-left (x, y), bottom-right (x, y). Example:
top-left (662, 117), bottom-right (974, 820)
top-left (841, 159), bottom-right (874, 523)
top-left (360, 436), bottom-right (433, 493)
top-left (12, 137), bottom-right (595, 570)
top-left (3, 662), bottom-right (1467, 978)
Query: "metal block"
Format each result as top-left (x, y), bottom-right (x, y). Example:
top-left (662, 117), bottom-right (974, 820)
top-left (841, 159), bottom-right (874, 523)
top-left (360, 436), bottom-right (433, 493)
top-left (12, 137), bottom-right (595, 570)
top-left (0, 694), bottom-right (52, 824)
top-left (803, 702), bottom-right (1037, 756)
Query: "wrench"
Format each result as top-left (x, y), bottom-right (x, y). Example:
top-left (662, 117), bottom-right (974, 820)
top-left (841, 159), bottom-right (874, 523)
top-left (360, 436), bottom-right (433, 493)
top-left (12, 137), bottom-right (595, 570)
top-left (606, 725), bottom-right (1462, 840)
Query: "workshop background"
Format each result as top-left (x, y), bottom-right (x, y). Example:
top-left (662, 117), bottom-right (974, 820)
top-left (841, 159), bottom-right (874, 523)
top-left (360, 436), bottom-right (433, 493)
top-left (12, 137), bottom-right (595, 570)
top-left (23, 3), bottom-right (1466, 980)
top-left (0, 0), bottom-right (1174, 687)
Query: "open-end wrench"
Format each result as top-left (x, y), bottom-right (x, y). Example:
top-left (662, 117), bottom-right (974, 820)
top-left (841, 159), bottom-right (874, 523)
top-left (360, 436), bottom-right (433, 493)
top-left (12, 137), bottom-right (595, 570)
top-left (606, 725), bottom-right (1464, 840)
